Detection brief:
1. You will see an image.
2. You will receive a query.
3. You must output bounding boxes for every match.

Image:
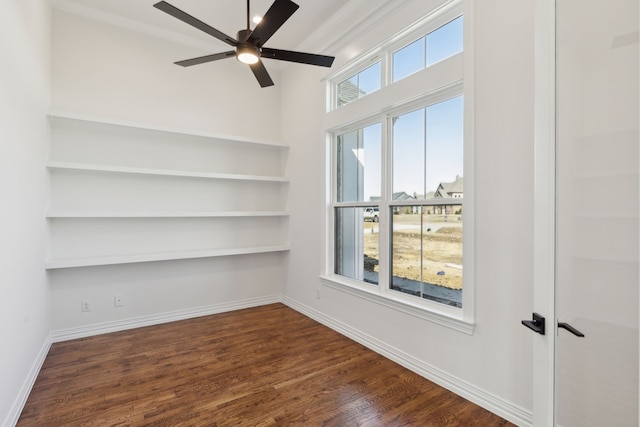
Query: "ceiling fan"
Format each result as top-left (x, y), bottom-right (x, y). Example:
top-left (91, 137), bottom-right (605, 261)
top-left (153, 0), bottom-right (335, 88)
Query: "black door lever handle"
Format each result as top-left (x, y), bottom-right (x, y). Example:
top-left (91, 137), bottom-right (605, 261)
top-left (522, 312), bottom-right (545, 335)
top-left (558, 322), bottom-right (585, 337)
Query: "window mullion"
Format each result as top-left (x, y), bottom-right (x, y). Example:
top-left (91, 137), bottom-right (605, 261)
top-left (355, 128), bottom-right (364, 281)
top-left (329, 134), bottom-right (337, 276)
top-left (377, 115), bottom-right (393, 295)
top-left (420, 206), bottom-right (424, 298)
top-left (421, 108), bottom-right (428, 299)
top-left (382, 49), bottom-right (392, 88)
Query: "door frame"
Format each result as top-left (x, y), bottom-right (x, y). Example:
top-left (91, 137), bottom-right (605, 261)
top-left (532, 0), bottom-right (556, 426)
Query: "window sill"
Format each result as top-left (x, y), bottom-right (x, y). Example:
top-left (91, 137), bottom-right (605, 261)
top-left (319, 275), bottom-right (475, 335)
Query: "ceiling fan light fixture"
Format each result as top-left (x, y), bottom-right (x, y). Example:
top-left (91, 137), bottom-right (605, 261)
top-left (236, 44), bottom-right (260, 64)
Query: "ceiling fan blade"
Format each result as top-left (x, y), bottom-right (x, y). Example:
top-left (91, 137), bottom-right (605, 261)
top-left (154, 1), bottom-right (238, 47)
top-left (261, 48), bottom-right (335, 67)
top-left (249, 60), bottom-right (275, 88)
top-left (247, 0), bottom-right (299, 47)
top-left (175, 51), bottom-right (236, 67)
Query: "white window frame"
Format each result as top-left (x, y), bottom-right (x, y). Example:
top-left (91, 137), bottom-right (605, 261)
top-left (321, 0), bottom-right (475, 334)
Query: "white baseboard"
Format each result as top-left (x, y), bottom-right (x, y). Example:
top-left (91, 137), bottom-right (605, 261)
top-left (3, 333), bottom-right (52, 427)
top-left (283, 296), bottom-right (533, 427)
top-left (51, 295), bottom-right (282, 342)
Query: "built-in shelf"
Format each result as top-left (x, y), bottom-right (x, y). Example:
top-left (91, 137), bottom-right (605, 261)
top-left (45, 245), bottom-right (291, 269)
top-left (47, 161), bottom-right (290, 183)
top-left (47, 111), bottom-right (288, 148)
top-left (47, 112), bottom-right (290, 269)
top-left (46, 211), bottom-right (290, 218)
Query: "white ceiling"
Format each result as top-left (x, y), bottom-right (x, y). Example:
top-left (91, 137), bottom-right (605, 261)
top-left (62, 0), bottom-right (348, 51)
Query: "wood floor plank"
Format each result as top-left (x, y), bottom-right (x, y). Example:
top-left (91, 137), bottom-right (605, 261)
top-left (18, 304), bottom-right (514, 426)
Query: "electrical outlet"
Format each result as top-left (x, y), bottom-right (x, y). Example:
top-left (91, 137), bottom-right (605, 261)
top-left (114, 295), bottom-right (123, 307)
top-left (316, 289), bottom-right (321, 300)
top-left (81, 300), bottom-right (92, 312)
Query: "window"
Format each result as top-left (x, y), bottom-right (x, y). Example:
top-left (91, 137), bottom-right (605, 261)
top-left (337, 62), bottom-right (382, 107)
top-left (325, 0), bottom-right (471, 324)
top-left (333, 96), bottom-right (463, 308)
top-left (334, 123), bottom-right (382, 284)
top-left (392, 16), bottom-right (463, 82)
top-left (330, 3), bottom-right (463, 111)
top-left (390, 97), bottom-right (464, 307)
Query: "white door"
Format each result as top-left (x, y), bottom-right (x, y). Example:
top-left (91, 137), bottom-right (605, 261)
top-left (555, 1), bottom-right (639, 426)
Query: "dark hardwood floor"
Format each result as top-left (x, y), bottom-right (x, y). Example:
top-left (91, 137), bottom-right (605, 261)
top-left (19, 304), bottom-right (514, 426)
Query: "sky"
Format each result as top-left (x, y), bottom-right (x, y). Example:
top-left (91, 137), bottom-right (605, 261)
top-left (392, 96), bottom-right (464, 198)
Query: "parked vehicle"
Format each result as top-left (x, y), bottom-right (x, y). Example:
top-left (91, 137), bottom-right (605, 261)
top-left (363, 207), bottom-right (379, 222)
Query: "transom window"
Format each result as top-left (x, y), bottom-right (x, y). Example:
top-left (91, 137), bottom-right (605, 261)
top-left (392, 16), bottom-right (463, 82)
top-left (330, 2), bottom-right (463, 110)
top-left (337, 62), bottom-right (382, 107)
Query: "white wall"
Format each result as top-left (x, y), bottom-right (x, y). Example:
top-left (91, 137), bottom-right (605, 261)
top-left (281, 0), bottom-right (534, 424)
top-left (0, 1), bottom-right (52, 426)
top-left (52, 10), bottom-right (282, 140)
top-left (49, 9), bottom-right (286, 337)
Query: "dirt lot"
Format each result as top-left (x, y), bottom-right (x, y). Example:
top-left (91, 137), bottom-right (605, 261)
top-left (363, 213), bottom-right (463, 290)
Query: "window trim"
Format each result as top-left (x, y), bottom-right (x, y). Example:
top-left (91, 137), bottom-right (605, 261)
top-left (320, 274), bottom-right (474, 334)
top-left (323, 0), bottom-right (475, 333)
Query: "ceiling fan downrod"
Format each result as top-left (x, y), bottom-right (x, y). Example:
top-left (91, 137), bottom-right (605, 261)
top-left (246, 0), bottom-right (251, 31)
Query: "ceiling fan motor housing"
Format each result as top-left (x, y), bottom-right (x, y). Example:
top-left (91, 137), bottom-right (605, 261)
top-left (237, 29), bottom-right (252, 43)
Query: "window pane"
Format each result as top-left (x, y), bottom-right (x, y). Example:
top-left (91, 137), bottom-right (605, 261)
top-left (337, 130), bottom-right (359, 202)
top-left (337, 124), bottom-right (382, 203)
top-left (363, 208), bottom-right (380, 285)
top-left (337, 75), bottom-right (359, 107)
top-left (362, 124), bottom-right (382, 201)
top-left (391, 206), bottom-right (423, 297)
top-left (422, 203), bottom-right (463, 300)
top-left (390, 205), bottom-right (462, 307)
top-left (393, 108), bottom-right (425, 199)
top-left (358, 62), bottom-right (382, 96)
top-left (426, 16), bottom-right (464, 66)
top-left (335, 207), bottom-right (379, 285)
top-left (425, 96), bottom-right (464, 196)
top-left (337, 62), bottom-right (382, 107)
top-left (392, 37), bottom-right (426, 82)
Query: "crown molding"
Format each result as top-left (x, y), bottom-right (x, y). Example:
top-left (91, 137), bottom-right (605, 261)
top-left (297, 0), bottom-right (397, 54)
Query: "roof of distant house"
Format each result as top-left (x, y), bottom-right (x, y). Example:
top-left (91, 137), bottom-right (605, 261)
top-left (369, 192), bottom-right (416, 202)
top-left (434, 175), bottom-right (463, 198)
top-left (338, 79), bottom-right (365, 106)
